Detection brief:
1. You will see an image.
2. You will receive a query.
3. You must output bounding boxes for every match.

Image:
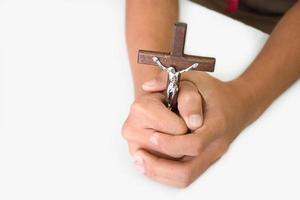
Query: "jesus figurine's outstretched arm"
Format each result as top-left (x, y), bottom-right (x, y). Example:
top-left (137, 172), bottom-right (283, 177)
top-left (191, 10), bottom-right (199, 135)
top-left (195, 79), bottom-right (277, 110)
top-left (152, 57), bottom-right (168, 72)
top-left (179, 63), bottom-right (199, 74)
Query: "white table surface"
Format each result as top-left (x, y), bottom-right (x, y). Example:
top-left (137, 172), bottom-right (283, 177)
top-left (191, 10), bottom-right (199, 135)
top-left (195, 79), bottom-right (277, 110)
top-left (0, 0), bottom-right (299, 199)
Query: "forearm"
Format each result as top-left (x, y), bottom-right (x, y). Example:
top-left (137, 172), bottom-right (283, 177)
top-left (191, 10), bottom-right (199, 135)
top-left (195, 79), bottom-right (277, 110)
top-left (235, 2), bottom-right (300, 123)
top-left (126, 0), bottom-right (178, 97)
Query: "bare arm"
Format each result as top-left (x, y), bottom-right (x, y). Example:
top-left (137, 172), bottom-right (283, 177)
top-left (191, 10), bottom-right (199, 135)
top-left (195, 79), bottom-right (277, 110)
top-left (152, 57), bottom-right (168, 72)
top-left (126, 0), bottom-right (178, 97)
top-left (122, 1), bottom-right (300, 188)
top-left (236, 2), bottom-right (300, 123)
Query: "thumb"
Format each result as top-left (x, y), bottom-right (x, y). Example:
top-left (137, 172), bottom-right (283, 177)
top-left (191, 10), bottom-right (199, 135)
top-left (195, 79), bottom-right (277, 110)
top-left (142, 71), bottom-right (168, 92)
top-left (177, 81), bottom-right (204, 131)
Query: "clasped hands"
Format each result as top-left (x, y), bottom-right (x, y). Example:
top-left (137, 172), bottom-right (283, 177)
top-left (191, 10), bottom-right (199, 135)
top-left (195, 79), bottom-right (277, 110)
top-left (122, 71), bottom-right (252, 188)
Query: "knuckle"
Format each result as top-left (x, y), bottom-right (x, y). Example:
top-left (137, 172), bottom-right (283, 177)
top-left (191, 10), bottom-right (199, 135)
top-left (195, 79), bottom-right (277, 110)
top-left (130, 94), bottom-right (159, 115)
top-left (121, 118), bottom-right (134, 140)
top-left (130, 99), bottom-right (144, 114)
top-left (182, 90), bottom-right (202, 105)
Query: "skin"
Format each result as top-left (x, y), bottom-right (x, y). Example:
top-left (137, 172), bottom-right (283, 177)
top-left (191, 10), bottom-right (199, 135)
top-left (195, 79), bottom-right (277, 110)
top-left (123, 0), bottom-right (300, 188)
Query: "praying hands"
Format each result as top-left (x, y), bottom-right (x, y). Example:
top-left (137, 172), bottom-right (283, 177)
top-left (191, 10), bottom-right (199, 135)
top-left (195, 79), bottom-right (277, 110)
top-left (124, 0), bottom-right (300, 188)
top-left (122, 71), bottom-right (254, 187)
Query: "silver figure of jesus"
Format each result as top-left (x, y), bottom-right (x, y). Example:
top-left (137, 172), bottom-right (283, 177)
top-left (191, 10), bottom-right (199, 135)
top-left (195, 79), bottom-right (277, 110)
top-left (152, 57), bottom-right (199, 110)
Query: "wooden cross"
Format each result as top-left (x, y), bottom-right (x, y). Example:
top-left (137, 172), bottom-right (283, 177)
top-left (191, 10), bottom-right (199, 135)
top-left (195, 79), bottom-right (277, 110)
top-left (138, 22), bottom-right (215, 72)
top-left (138, 22), bottom-right (216, 110)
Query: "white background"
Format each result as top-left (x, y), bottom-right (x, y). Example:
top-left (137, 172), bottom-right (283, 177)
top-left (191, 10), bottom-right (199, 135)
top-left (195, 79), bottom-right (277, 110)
top-left (0, 0), bottom-right (299, 199)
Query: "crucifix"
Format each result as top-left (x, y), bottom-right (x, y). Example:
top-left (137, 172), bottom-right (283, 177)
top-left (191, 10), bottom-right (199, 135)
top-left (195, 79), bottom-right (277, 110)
top-left (138, 22), bottom-right (216, 111)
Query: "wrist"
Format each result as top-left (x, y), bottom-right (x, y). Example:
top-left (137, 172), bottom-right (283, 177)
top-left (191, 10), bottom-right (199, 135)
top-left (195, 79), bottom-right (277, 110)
top-left (229, 76), bottom-right (266, 126)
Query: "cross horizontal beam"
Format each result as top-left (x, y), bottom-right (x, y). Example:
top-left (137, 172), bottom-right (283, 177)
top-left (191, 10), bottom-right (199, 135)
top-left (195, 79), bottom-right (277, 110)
top-left (138, 50), bottom-right (215, 72)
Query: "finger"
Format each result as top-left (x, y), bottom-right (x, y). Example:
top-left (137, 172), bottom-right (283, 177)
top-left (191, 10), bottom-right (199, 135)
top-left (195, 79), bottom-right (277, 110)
top-left (177, 81), bottom-right (204, 130)
top-left (130, 93), bottom-right (187, 135)
top-left (149, 124), bottom-right (218, 157)
top-left (124, 121), bottom-right (218, 158)
top-left (133, 140), bottom-right (229, 188)
top-left (150, 122), bottom-right (219, 158)
top-left (133, 149), bottom-right (192, 188)
top-left (128, 140), bottom-right (180, 160)
top-left (142, 71), bottom-right (168, 92)
top-left (124, 127), bottom-right (183, 158)
top-left (128, 142), bottom-right (139, 156)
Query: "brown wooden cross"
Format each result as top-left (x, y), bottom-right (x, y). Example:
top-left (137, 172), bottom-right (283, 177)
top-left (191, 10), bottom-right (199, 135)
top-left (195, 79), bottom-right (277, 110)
top-left (138, 22), bottom-right (216, 110)
top-left (138, 22), bottom-right (215, 72)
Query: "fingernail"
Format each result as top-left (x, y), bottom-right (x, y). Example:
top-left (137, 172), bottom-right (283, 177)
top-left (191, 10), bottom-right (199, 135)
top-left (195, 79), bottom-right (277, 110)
top-left (142, 79), bottom-right (156, 90)
top-left (133, 154), bottom-right (145, 174)
top-left (149, 133), bottom-right (159, 145)
top-left (188, 114), bottom-right (203, 130)
top-left (133, 154), bottom-right (143, 166)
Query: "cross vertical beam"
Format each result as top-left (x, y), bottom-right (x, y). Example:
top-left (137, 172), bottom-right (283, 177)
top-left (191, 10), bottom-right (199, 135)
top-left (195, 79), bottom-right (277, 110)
top-left (171, 23), bottom-right (186, 57)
